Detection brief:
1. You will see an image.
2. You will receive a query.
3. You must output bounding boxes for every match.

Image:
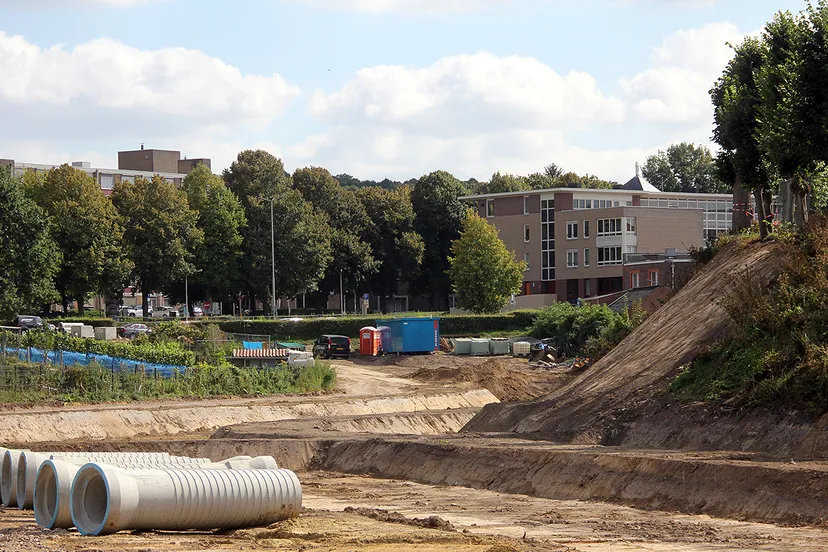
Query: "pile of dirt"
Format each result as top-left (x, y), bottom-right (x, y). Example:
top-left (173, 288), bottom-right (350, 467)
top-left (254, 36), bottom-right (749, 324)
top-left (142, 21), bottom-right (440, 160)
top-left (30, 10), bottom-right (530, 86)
top-left (464, 241), bottom-right (786, 451)
top-left (344, 507), bottom-right (457, 532)
top-left (408, 358), bottom-right (560, 401)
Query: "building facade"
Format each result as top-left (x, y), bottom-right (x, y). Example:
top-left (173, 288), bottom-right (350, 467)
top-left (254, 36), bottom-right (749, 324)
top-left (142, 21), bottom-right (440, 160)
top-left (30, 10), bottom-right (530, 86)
top-left (462, 183), bottom-right (733, 308)
top-left (0, 146), bottom-right (210, 196)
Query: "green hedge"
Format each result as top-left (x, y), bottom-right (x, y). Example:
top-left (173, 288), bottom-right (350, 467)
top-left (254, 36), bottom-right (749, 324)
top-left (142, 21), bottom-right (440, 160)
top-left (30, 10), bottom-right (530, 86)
top-left (204, 310), bottom-right (540, 341)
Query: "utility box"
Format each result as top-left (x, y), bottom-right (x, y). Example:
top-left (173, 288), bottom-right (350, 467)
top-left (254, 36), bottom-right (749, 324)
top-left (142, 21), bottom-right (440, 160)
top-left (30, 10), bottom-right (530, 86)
top-left (453, 338), bottom-right (472, 355)
top-left (470, 338), bottom-right (490, 356)
top-left (94, 326), bottom-right (117, 341)
top-left (512, 341), bottom-right (531, 357)
top-left (80, 325), bottom-right (95, 339)
top-left (489, 338), bottom-right (511, 356)
top-left (359, 326), bottom-right (382, 356)
top-left (374, 317), bottom-right (440, 354)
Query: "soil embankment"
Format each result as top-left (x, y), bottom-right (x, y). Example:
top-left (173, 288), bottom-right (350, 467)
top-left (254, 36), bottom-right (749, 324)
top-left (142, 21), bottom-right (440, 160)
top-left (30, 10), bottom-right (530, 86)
top-left (465, 241), bottom-right (790, 452)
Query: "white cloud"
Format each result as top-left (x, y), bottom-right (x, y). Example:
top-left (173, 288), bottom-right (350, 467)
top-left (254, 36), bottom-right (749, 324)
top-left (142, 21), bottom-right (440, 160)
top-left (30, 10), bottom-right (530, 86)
top-left (0, 32), bottom-right (300, 144)
top-left (621, 22), bottom-right (743, 125)
top-left (285, 0), bottom-right (510, 14)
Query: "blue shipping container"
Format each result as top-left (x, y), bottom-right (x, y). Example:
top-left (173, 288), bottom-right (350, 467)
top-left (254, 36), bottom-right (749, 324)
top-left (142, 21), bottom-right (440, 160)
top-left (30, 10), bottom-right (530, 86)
top-left (375, 317), bottom-right (440, 354)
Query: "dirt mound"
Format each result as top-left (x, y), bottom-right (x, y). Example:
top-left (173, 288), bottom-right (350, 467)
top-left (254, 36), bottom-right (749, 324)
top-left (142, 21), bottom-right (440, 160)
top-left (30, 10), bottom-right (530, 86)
top-left (344, 507), bottom-right (457, 532)
top-left (464, 241), bottom-right (783, 446)
top-left (408, 358), bottom-right (560, 401)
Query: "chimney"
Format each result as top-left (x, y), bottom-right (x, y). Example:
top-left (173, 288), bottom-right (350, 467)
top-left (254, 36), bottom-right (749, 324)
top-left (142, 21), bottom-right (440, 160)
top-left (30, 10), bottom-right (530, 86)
top-left (140, 143), bottom-right (144, 150)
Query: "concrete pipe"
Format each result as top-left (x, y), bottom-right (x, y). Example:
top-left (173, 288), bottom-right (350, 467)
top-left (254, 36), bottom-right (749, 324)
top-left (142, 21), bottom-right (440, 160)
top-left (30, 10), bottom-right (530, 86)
top-left (17, 452), bottom-right (211, 510)
top-left (1, 449), bottom-right (29, 506)
top-left (70, 464), bottom-right (302, 535)
top-left (35, 456), bottom-right (279, 529)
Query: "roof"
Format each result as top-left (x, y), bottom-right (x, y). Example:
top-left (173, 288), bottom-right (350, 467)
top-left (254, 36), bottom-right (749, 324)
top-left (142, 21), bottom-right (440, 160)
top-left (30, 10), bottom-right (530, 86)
top-left (606, 287), bottom-right (662, 313)
top-left (232, 348), bottom-right (290, 359)
top-left (459, 187), bottom-right (730, 201)
top-left (620, 174), bottom-right (661, 193)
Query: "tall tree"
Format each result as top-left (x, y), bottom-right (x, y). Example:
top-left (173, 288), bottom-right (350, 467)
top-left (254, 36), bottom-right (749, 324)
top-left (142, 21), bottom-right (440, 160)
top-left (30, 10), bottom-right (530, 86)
top-left (27, 164), bottom-right (131, 310)
top-left (112, 175), bottom-right (203, 317)
top-left (181, 164), bottom-right (247, 307)
top-left (0, 167), bottom-right (60, 319)
top-left (410, 171), bottom-right (467, 309)
top-left (642, 143), bottom-right (729, 193)
top-left (293, 166), bottom-right (377, 310)
top-left (356, 186), bottom-right (424, 311)
top-left (224, 151), bottom-right (332, 313)
top-left (485, 172), bottom-right (530, 194)
top-left (448, 210), bottom-right (525, 314)
top-left (711, 37), bottom-right (773, 238)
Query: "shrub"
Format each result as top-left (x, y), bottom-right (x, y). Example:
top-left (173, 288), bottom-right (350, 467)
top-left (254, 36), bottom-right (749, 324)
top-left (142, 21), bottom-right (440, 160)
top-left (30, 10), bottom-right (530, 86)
top-left (530, 303), bottom-right (621, 355)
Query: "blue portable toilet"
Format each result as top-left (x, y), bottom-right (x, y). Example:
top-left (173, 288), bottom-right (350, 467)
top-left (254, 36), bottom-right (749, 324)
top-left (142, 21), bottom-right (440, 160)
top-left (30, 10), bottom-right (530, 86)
top-left (374, 317), bottom-right (440, 354)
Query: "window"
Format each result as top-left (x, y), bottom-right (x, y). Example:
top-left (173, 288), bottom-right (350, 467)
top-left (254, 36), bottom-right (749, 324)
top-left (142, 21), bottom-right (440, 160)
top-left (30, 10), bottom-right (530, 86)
top-left (584, 279), bottom-right (591, 297)
top-left (100, 174), bottom-right (114, 190)
top-left (626, 217), bottom-right (637, 234)
top-left (583, 220), bottom-right (590, 238)
top-left (597, 218), bottom-right (622, 237)
top-left (631, 272), bottom-right (640, 288)
top-left (524, 224), bottom-right (531, 242)
top-left (597, 246), bottom-right (623, 266)
top-left (541, 199), bottom-right (556, 281)
top-left (121, 175), bottom-right (134, 184)
top-left (583, 248), bottom-right (590, 267)
top-left (486, 199), bottom-right (495, 217)
top-left (649, 270), bottom-right (659, 286)
top-left (567, 249), bottom-right (579, 268)
top-left (524, 252), bottom-right (531, 271)
top-left (523, 196), bottom-right (530, 215)
top-left (566, 221), bottom-right (579, 239)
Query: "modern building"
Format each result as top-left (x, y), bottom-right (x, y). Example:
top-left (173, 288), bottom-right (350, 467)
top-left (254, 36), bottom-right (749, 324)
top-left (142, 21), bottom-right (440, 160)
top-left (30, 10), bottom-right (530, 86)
top-left (461, 167), bottom-right (733, 308)
top-left (0, 145), bottom-right (210, 196)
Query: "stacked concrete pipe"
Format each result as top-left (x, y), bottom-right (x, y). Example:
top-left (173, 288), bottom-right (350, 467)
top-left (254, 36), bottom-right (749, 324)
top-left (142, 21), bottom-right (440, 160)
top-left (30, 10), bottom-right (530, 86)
top-left (16, 451), bottom-right (212, 510)
top-left (70, 463), bottom-right (302, 535)
top-left (35, 455), bottom-right (279, 530)
top-left (1, 448), bottom-right (31, 507)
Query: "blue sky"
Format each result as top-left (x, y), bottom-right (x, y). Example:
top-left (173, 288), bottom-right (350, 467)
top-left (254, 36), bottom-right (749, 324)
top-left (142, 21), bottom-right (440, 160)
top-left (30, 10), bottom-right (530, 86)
top-left (0, 0), bottom-right (807, 182)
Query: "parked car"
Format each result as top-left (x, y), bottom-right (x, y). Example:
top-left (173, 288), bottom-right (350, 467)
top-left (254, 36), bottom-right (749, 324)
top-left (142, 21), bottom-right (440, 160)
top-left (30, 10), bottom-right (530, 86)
top-left (119, 323), bottom-right (151, 339)
top-left (119, 305), bottom-right (153, 317)
top-left (178, 306), bottom-right (204, 317)
top-left (151, 306), bottom-right (178, 319)
top-left (312, 335), bottom-right (351, 359)
top-left (14, 315), bottom-right (55, 332)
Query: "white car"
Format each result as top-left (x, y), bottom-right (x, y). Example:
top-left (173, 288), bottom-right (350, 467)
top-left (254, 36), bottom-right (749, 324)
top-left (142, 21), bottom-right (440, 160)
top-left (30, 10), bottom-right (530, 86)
top-left (151, 306), bottom-right (179, 319)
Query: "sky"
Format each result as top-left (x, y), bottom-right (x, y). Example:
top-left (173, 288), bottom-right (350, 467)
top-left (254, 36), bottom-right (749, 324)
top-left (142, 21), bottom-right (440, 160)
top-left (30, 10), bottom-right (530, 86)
top-left (0, 0), bottom-right (807, 183)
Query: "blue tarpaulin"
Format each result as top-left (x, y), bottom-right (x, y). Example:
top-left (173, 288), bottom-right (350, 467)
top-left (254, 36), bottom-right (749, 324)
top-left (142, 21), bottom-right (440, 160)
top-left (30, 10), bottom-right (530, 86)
top-left (3, 347), bottom-right (185, 378)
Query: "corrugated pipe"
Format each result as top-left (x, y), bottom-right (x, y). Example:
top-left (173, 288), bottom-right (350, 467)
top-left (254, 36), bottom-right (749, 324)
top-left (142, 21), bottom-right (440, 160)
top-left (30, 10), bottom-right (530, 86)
top-left (70, 464), bottom-right (301, 535)
top-left (16, 451), bottom-right (212, 510)
top-left (35, 456), bottom-right (278, 529)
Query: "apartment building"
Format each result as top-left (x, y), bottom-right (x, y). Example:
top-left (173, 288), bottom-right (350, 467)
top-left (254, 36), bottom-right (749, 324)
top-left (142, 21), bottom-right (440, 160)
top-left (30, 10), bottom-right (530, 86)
top-left (0, 146), bottom-right (210, 196)
top-left (461, 169), bottom-right (733, 307)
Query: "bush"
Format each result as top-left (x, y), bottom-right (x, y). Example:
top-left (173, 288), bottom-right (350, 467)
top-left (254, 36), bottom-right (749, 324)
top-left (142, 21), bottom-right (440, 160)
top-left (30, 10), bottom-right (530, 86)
top-left (531, 303), bottom-right (619, 354)
top-left (205, 311), bottom-right (540, 340)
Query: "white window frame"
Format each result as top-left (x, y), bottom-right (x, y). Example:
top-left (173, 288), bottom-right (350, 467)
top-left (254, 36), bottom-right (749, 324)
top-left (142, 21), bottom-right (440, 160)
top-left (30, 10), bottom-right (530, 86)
top-left (523, 196), bottom-right (529, 215)
top-left (524, 224), bottom-right (531, 243)
top-left (524, 252), bottom-right (531, 271)
top-left (567, 249), bottom-right (579, 268)
top-left (100, 173), bottom-right (115, 190)
top-left (597, 246), bottom-right (623, 266)
top-left (597, 218), bottom-right (622, 237)
top-left (626, 217), bottom-right (637, 234)
top-left (486, 199), bottom-right (495, 218)
top-left (583, 220), bottom-right (590, 239)
top-left (583, 248), bottom-right (590, 267)
top-left (631, 272), bottom-right (640, 288)
top-left (584, 278), bottom-right (591, 297)
top-left (566, 221), bottom-right (579, 240)
top-left (650, 270), bottom-right (659, 286)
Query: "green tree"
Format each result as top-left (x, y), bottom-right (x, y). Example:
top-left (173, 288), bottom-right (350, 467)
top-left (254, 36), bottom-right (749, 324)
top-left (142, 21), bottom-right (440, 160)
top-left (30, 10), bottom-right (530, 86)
top-left (181, 164), bottom-right (247, 306)
top-left (486, 172), bottom-right (530, 194)
top-left (27, 164), bottom-right (131, 311)
top-left (711, 37), bottom-right (773, 238)
top-left (642, 143), bottom-right (729, 193)
top-left (293, 166), bottom-right (377, 309)
top-left (112, 175), bottom-right (203, 317)
top-left (448, 210), bottom-right (525, 314)
top-left (410, 170), bottom-right (467, 310)
top-left (356, 186), bottom-right (424, 311)
top-left (0, 167), bottom-right (60, 318)
top-left (224, 151), bottom-right (332, 313)
top-left (525, 172), bottom-right (555, 190)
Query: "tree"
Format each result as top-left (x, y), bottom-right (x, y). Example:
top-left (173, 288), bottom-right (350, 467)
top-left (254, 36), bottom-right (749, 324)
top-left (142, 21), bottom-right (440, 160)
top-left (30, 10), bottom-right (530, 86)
top-left (27, 164), bottom-right (131, 311)
top-left (486, 172), bottom-right (530, 194)
top-left (410, 171), bottom-right (467, 309)
top-left (356, 186), bottom-right (424, 311)
top-left (544, 164), bottom-right (564, 180)
top-left (293, 166), bottom-right (377, 310)
top-left (0, 167), bottom-right (60, 319)
top-left (525, 172), bottom-right (555, 190)
top-left (224, 151), bottom-right (332, 313)
top-left (448, 210), bottom-right (525, 314)
top-left (181, 164), bottom-right (247, 306)
top-left (711, 37), bottom-right (773, 238)
top-left (642, 143), bottom-right (729, 193)
top-left (112, 175), bottom-right (203, 317)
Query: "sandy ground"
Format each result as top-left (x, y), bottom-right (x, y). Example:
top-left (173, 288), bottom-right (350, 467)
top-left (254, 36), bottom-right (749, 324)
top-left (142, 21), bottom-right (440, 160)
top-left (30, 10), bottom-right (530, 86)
top-left (1, 354), bottom-right (827, 551)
